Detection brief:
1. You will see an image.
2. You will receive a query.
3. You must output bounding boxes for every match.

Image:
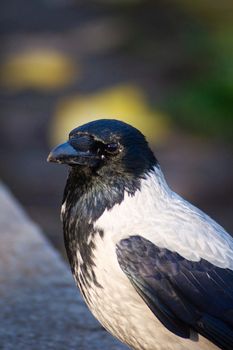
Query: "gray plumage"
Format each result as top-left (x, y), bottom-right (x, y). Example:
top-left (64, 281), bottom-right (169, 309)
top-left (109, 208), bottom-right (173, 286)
top-left (48, 119), bottom-right (233, 350)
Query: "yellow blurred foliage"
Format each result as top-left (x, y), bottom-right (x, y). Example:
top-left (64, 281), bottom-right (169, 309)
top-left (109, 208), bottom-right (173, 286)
top-left (0, 49), bottom-right (76, 90)
top-left (50, 85), bottom-right (170, 145)
top-left (173, 0), bottom-right (233, 26)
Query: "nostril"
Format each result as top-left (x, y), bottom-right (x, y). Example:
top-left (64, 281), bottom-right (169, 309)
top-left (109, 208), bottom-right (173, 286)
top-left (70, 134), bottom-right (94, 152)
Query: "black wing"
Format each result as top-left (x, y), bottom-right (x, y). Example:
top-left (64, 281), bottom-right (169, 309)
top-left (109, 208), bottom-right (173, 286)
top-left (116, 235), bottom-right (233, 350)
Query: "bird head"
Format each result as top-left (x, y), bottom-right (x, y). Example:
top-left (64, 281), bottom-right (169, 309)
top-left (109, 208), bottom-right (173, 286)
top-left (47, 119), bottom-right (157, 180)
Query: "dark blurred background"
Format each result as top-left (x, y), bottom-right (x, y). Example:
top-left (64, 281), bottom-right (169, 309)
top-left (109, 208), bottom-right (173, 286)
top-left (0, 0), bottom-right (232, 258)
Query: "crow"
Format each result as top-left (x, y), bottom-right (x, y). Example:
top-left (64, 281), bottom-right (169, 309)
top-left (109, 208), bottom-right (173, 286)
top-left (48, 119), bottom-right (233, 350)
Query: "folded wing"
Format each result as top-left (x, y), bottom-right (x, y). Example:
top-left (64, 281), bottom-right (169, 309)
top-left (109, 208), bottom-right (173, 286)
top-left (116, 235), bottom-right (233, 350)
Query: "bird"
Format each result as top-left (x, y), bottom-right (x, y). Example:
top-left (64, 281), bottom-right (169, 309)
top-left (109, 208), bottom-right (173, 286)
top-left (47, 119), bottom-right (233, 350)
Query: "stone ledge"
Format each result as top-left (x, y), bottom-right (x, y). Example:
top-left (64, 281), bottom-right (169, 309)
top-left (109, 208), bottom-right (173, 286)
top-left (0, 183), bottom-right (128, 350)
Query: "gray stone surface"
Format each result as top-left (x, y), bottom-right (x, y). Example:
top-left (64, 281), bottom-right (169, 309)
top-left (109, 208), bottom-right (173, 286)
top-left (0, 183), bottom-right (128, 350)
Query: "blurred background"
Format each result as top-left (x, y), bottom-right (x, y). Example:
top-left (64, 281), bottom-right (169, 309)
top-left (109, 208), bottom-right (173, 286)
top-left (0, 0), bottom-right (232, 258)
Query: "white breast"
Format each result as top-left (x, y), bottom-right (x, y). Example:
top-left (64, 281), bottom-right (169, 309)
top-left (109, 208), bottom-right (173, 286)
top-left (83, 199), bottom-right (219, 349)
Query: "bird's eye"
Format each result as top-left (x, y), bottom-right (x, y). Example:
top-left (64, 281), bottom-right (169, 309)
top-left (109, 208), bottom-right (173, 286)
top-left (105, 143), bottom-right (119, 154)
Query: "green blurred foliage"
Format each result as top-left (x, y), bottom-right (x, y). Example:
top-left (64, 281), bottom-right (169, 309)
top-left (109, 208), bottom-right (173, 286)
top-left (164, 79), bottom-right (233, 140)
top-left (100, 0), bottom-right (233, 141)
top-left (159, 2), bottom-right (233, 141)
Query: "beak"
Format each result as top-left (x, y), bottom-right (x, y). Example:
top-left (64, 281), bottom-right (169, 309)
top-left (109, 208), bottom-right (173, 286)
top-left (47, 141), bottom-right (101, 167)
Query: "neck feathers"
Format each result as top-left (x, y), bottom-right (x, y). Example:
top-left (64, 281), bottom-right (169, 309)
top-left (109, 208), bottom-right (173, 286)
top-left (62, 165), bottom-right (168, 285)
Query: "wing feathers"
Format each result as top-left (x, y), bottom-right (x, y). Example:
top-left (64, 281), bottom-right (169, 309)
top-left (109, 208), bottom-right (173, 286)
top-left (116, 235), bottom-right (233, 350)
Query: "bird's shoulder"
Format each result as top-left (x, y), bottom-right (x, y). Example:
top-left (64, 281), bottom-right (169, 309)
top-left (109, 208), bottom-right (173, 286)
top-left (95, 166), bottom-right (233, 269)
top-left (155, 191), bottom-right (233, 269)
